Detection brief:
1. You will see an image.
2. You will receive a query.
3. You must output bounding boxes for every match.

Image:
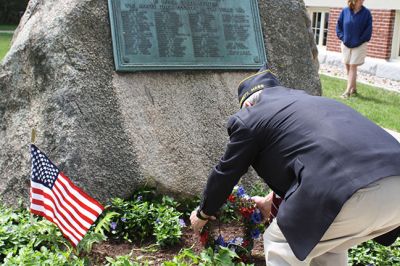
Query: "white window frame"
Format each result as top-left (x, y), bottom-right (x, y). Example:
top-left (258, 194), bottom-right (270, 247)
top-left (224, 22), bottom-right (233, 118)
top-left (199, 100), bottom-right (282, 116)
top-left (307, 7), bottom-right (330, 49)
top-left (391, 10), bottom-right (400, 60)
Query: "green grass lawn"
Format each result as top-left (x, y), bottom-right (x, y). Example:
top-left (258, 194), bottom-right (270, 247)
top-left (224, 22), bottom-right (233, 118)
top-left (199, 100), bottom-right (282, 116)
top-left (0, 32), bottom-right (13, 60)
top-left (0, 25), bottom-right (17, 31)
top-left (321, 74), bottom-right (400, 132)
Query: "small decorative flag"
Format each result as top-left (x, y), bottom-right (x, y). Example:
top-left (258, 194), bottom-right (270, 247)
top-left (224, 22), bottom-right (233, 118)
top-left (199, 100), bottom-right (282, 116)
top-left (30, 144), bottom-right (104, 247)
top-left (268, 192), bottom-right (282, 223)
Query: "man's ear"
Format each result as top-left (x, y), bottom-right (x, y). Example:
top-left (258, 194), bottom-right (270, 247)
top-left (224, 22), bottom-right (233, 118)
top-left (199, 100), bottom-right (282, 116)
top-left (243, 101), bottom-right (253, 108)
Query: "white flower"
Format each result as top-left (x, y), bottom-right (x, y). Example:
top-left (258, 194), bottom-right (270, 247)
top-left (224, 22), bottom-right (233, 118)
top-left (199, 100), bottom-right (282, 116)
top-left (234, 237), bottom-right (243, 245)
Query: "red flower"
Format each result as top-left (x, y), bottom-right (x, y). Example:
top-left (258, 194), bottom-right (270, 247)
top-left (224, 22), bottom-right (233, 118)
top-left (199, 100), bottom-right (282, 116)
top-left (239, 207), bottom-right (254, 218)
top-left (239, 254), bottom-right (249, 262)
top-left (200, 231), bottom-right (209, 245)
top-left (228, 194), bottom-right (236, 203)
top-left (242, 239), bottom-right (250, 247)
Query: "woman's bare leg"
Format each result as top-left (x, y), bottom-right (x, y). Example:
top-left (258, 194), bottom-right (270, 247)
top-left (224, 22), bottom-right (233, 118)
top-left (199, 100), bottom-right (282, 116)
top-left (348, 65), bottom-right (358, 95)
top-left (341, 64), bottom-right (352, 98)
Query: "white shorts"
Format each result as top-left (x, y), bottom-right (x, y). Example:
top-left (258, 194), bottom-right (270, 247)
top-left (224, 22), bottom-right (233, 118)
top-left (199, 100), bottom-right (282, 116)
top-left (341, 42), bottom-right (368, 65)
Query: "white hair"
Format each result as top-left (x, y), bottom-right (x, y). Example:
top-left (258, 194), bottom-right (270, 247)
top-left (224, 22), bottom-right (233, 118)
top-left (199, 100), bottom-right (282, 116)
top-left (241, 90), bottom-right (263, 109)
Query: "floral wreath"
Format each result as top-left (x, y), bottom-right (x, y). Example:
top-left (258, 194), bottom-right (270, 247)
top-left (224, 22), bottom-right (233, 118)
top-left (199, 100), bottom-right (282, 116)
top-left (199, 186), bottom-right (265, 261)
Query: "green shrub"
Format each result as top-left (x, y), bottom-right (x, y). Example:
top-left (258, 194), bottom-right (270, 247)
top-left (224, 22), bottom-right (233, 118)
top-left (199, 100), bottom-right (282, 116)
top-left (153, 205), bottom-right (183, 246)
top-left (98, 190), bottom-right (184, 247)
top-left (108, 197), bottom-right (157, 241)
top-left (247, 181), bottom-right (270, 197)
top-left (349, 239), bottom-right (400, 266)
top-left (0, 204), bottom-right (70, 261)
top-left (2, 245), bottom-right (86, 266)
top-left (105, 253), bottom-right (143, 266)
top-left (0, 203), bottom-right (101, 265)
top-left (162, 247), bottom-right (252, 266)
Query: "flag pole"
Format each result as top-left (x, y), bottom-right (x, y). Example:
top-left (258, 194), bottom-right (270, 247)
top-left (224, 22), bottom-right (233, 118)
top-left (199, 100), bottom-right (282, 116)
top-left (30, 128), bottom-right (36, 224)
top-left (31, 128), bottom-right (36, 144)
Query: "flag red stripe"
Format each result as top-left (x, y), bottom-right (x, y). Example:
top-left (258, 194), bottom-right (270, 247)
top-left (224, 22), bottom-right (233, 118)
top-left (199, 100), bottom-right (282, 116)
top-left (50, 184), bottom-right (90, 231)
top-left (60, 172), bottom-right (104, 212)
top-left (55, 177), bottom-right (99, 221)
top-left (52, 182), bottom-right (92, 229)
top-left (30, 209), bottom-right (73, 242)
top-left (54, 177), bottom-right (98, 222)
top-left (30, 208), bottom-right (78, 247)
top-left (31, 187), bottom-right (86, 239)
top-left (57, 173), bottom-right (102, 218)
top-left (30, 198), bottom-right (81, 242)
top-left (30, 201), bottom-right (80, 247)
top-left (31, 188), bottom-right (85, 239)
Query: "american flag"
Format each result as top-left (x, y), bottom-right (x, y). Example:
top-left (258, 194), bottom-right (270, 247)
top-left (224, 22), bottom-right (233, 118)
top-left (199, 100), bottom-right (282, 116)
top-left (30, 144), bottom-right (104, 247)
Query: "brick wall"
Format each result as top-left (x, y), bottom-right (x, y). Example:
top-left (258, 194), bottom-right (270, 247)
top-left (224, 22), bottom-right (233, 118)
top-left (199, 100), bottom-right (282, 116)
top-left (326, 8), bottom-right (396, 60)
top-left (326, 8), bottom-right (342, 53)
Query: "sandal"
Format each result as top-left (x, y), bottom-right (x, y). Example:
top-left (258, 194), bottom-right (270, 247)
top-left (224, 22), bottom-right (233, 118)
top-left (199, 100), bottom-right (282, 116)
top-left (350, 90), bottom-right (358, 96)
top-left (340, 92), bottom-right (350, 99)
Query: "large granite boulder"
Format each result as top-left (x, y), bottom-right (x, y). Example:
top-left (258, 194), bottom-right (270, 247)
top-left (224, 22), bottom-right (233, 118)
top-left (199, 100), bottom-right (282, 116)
top-left (0, 0), bottom-right (320, 206)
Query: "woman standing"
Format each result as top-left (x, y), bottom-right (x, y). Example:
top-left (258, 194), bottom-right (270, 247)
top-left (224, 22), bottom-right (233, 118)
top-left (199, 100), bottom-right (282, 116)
top-left (336, 0), bottom-right (372, 98)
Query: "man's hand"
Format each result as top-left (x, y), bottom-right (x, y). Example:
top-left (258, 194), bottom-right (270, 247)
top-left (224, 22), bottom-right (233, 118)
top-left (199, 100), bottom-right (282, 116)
top-left (190, 208), bottom-right (216, 234)
top-left (252, 191), bottom-right (274, 222)
top-left (190, 210), bottom-right (208, 234)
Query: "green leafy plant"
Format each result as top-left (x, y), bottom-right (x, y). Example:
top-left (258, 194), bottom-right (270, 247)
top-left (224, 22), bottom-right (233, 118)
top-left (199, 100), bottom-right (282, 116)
top-left (105, 253), bottom-right (142, 266)
top-left (162, 247), bottom-right (252, 266)
top-left (153, 205), bottom-right (183, 246)
top-left (349, 239), bottom-right (400, 266)
top-left (94, 211), bottom-right (120, 236)
top-left (0, 204), bottom-right (94, 265)
top-left (76, 230), bottom-right (106, 255)
top-left (247, 181), bottom-right (270, 197)
top-left (175, 196), bottom-right (200, 219)
top-left (106, 198), bottom-right (156, 242)
top-left (1, 245), bottom-right (86, 266)
top-left (96, 190), bottom-right (184, 247)
top-left (29, 219), bottom-right (71, 251)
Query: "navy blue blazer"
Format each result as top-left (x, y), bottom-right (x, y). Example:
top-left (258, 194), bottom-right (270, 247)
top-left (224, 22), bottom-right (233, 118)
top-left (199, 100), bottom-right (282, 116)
top-left (200, 86), bottom-right (400, 260)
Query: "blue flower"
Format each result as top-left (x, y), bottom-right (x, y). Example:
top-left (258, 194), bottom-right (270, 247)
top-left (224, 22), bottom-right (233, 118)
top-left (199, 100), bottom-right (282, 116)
top-left (236, 186), bottom-right (246, 197)
top-left (156, 218), bottom-right (161, 224)
top-left (232, 237), bottom-right (243, 245)
top-left (137, 195), bottom-right (143, 202)
top-left (251, 228), bottom-right (260, 239)
top-left (120, 217), bottom-right (127, 222)
top-left (215, 234), bottom-right (227, 247)
top-left (110, 222), bottom-right (117, 230)
top-left (179, 218), bottom-right (186, 227)
top-left (251, 209), bottom-right (262, 224)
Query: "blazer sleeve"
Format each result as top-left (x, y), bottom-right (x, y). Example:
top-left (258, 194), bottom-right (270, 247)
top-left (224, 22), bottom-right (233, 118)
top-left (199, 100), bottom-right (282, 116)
top-left (199, 115), bottom-right (259, 215)
top-left (336, 11), bottom-right (344, 41)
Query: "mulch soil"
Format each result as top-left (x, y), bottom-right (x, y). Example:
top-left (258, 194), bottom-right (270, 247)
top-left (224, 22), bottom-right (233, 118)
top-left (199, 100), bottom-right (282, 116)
top-left (90, 221), bottom-right (266, 265)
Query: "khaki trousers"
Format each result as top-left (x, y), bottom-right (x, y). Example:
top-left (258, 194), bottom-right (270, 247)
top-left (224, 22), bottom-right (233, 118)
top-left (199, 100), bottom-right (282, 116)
top-left (263, 175), bottom-right (400, 266)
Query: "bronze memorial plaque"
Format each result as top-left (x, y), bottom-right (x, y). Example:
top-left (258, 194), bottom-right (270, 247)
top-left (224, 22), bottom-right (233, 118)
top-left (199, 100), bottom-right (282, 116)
top-left (108, 0), bottom-right (266, 71)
